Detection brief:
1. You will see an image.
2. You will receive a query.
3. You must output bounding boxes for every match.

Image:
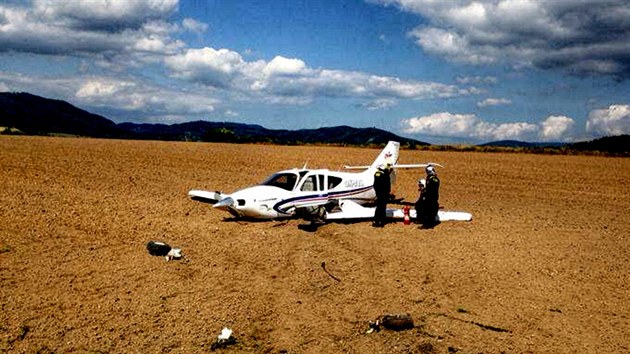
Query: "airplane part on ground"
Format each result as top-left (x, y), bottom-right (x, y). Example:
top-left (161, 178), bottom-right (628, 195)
top-left (189, 190), bottom-right (224, 204)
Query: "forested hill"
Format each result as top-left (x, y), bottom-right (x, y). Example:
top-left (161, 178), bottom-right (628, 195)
top-left (0, 92), bottom-right (121, 138)
top-left (0, 92), bottom-right (426, 147)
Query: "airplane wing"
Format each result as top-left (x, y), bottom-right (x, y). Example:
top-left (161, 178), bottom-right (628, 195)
top-left (391, 163), bottom-right (444, 169)
top-left (343, 163), bottom-right (444, 170)
top-left (188, 190), bottom-right (227, 205)
top-left (325, 200), bottom-right (472, 222)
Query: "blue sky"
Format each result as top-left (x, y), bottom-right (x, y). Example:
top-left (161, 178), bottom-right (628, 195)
top-left (1, 0), bottom-right (629, 144)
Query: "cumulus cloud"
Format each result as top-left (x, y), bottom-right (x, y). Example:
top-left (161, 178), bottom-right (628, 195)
top-left (0, 71), bottom-right (218, 123)
top-left (0, 0), bottom-right (183, 59)
top-left (401, 111), bottom-right (576, 142)
top-left (477, 97), bottom-right (512, 107)
top-left (375, 0), bottom-right (630, 78)
top-left (166, 47), bottom-right (251, 88)
top-left (34, 0), bottom-right (179, 31)
top-left (74, 77), bottom-right (218, 117)
top-left (165, 47), bottom-right (472, 103)
top-left (586, 105), bottom-right (630, 136)
top-left (539, 115), bottom-right (575, 141)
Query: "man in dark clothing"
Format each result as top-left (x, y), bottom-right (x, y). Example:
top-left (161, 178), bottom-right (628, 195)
top-left (417, 165), bottom-right (440, 228)
top-left (414, 178), bottom-right (426, 224)
top-left (372, 164), bottom-right (391, 227)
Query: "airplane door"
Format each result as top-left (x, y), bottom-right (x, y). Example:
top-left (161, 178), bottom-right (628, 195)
top-left (299, 173), bottom-right (327, 193)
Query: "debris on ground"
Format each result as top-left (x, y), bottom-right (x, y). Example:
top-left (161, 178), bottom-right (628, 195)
top-left (367, 313), bottom-right (414, 333)
top-left (210, 327), bottom-right (236, 350)
top-left (165, 248), bottom-right (182, 261)
top-left (321, 261), bottom-right (341, 282)
top-left (146, 240), bottom-right (184, 261)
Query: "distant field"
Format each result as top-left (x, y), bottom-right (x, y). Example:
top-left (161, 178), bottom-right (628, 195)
top-left (1, 136), bottom-right (629, 353)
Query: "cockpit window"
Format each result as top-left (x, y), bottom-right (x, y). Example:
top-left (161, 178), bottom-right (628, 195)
top-left (262, 173), bottom-right (298, 191)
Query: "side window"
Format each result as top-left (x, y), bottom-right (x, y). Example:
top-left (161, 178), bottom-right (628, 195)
top-left (328, 176), bottom-right (342, 189)
top-left (301, 175), bottom-right (317, 192)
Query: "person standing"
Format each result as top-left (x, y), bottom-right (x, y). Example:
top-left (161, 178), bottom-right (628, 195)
top-left (414, 178), bottom-right (426, 224)
top-left (419, 165), bottom-right (440, 228)
top-left (372, 164), bottom-right (391, 227)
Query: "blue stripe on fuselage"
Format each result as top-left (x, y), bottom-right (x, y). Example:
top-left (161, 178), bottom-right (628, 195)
top-left (273, 185), bottom-right (373, 214)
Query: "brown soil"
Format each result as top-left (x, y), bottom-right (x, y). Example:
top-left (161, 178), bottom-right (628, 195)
top-left (1, 136), bottom-right (629, 353)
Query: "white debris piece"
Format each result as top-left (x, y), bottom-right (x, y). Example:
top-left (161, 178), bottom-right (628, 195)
top-left (218, 327), bottom-right (232, 341)
top-left (165, 248), bottom-right (182, 261)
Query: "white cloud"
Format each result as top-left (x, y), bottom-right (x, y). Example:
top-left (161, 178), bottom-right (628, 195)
top-left (74, 77), bottom-right (217, 115)
top-left (456, 76), bottom-right (497, 85)
top-left (364, 98), bottom-right (398, 111)
top-left (166, 47), bottom-right (251, 88)
top-left (409, 27), bottom-right (495, 65)
top-left (477, 97), bottom-right (512, 107)
top-left (402, 111), bottom-right (575, 141)
top-left (445, 2), bottom-right (488, 29)
top-left (487, 121), bottom-right (539, 140)
top-left (262, 56), bottom-right (308, 76)
top-left (225, 110), bottom-right (239, 117)
top-left (76, 80), bottom-right (129, 98)
top-left (0, 81), bottom-right (9, 92)
top-left (403, 112), bottom-right (480, 137)
top-left (182, 18), bottom-right (208, 34)
top-left (0, 0), bottom-right (184, 60)
top-left (33, 0), bottom-right (179, 30)
top-left (165, 46), bottom-right (473, 102)
top-left (586, 105), bottom-right (630, 136)
top-left (0, 71), bottom-right (219, 123)
top-left (374, 0), bottom-right (630, 77)
top-left (539, 115), bottom-right (575, 141)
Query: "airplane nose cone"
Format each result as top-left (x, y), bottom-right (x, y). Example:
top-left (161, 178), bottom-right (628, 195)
top-left (214, 197), bottom-right (235, 210)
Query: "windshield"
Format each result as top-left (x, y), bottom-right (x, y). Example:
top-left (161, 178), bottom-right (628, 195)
top-left (261, 172), bottom-right (299, 191)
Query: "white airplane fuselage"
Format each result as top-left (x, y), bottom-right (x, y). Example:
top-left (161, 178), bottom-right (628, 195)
top-left (212, 168), bottom-right (378, 219)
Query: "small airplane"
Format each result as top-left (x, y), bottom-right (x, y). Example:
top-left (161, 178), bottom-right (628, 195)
top-left (188, 141), bottom-right (472, 223)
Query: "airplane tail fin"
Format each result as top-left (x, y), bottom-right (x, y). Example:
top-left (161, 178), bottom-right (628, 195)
top-left (342, 141), bottom-right (400, 171)
top-left (369, 141), bottom-right (399, 170)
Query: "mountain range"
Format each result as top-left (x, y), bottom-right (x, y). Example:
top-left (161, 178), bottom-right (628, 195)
top-left (0, 92), bottom-right (425, 148)
top-left (1, 92), bottom-right (628, 155)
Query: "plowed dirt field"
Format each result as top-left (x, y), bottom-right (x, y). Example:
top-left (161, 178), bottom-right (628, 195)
top-left (1, 136), bottom-right (629, 353)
